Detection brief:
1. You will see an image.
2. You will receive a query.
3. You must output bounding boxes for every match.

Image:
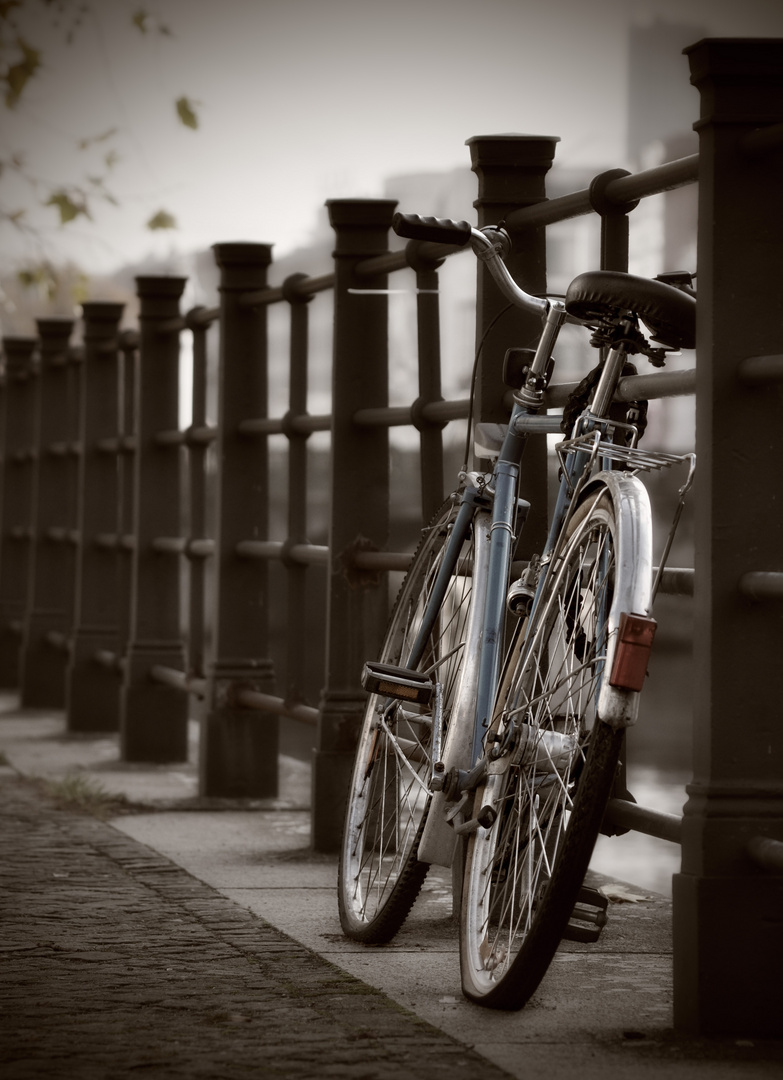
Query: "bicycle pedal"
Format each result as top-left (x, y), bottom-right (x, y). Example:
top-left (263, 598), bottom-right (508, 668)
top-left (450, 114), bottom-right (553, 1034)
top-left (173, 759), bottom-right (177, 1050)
top-left (361, 662), bottom-right (434, 705)
top-left (562, 886), bottom-right (609, 944)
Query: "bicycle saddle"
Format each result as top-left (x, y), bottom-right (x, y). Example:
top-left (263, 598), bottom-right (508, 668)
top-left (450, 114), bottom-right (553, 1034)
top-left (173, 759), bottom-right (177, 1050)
top-left (565, 270), bottom-right (696, 351)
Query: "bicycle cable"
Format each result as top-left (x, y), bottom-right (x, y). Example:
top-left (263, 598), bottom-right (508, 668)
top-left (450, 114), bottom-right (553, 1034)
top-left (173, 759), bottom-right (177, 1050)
top-left (461, 287), bottom-right (566, 471)
top-left (462, 302), bottom-right (514, 472)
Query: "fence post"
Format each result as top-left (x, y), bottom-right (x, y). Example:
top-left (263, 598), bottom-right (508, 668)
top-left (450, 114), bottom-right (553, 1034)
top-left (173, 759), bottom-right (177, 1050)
top-left (67, 302), bottom-right (124, 731)
top-left (120, 277), bottom-right (189, 762)
top-left (467, 134), bottom-right (558, 557)
top-left (117, 332), bottom-right (137, 674)
top-left (673, 38), bottom-right (783, 1038)
top-left (0, 336), bottom-right (38, 689)
top-left (312, 198), bottom-right (396, 852)
top-left (201, 243), bottom-right (277, 797)
top-left (19, 318), bottom-right (75, 706)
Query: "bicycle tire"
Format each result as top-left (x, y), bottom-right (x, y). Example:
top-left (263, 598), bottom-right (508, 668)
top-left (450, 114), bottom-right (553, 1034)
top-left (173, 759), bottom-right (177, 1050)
top-left (339, 495), bottom-right (478, 943)
top-left (460, 484), bottom-right (647, 1008)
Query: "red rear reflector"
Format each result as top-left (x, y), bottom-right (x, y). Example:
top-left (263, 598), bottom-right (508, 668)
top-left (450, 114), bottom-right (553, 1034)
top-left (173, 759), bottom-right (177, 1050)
top-left (608, 612), bottom-right (657, 692)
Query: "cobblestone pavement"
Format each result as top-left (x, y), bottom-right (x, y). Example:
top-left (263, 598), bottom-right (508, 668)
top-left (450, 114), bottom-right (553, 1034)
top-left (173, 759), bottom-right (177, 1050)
top-left (0, 771), bottom-right (512, 1080)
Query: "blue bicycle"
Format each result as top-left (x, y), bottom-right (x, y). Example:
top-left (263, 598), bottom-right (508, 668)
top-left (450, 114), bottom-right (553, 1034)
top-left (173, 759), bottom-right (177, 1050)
top-left (338, 213), bottom-right (695, 1009)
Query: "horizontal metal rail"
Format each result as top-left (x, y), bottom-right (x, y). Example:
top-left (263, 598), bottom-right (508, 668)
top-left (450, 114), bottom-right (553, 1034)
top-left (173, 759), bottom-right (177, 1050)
top-left (233, 688), bottom-right (319, 726)
top-left (506, 154), bottom-right (699, 231)
top-left (237, 367), bottom-right (697, 443)
top-left (93, 650), bottom-right (125, 673)
top-left (235, 540), bottom-right (330, 565)
top-left (604, 797), bottom-right (683, 843)
top-left (353, 398), bottom-right (470, 428)
top-left (238, 415), bottom-right (331, 437)
top-left (150, 664), bottom-right (207, 698)
top-left (656, 567), bottom-right (694, 596)
top-left (147, 667), bottom-right (320, 726)
top-left (44, 631), bottom-right (71, 652)
top-left (747, 835), bottom-right (783, 873)
top-left (239, 271), bottom-right (335, 308)
top-left (355, 239), bottom-right (468, 278)
top-left (738, 354), bottom-right (783, 384)
top-left (740, 571), bottom-right (783, 601)
top-left (112, 536), bottom-right (216, 558)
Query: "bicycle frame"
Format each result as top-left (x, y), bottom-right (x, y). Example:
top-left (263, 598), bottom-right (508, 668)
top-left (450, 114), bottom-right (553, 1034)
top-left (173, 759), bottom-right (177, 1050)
top-left (415, 332), bottom-right (648, 865)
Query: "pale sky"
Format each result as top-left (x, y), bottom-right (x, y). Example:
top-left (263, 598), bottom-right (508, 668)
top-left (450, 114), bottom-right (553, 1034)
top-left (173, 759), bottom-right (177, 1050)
top-left (2, 0), bottom-right (782, 275)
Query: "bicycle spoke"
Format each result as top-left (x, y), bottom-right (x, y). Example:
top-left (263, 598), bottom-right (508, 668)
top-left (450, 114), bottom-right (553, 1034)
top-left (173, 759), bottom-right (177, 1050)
top-left (340, 498), bottom-right (478, 943)
top-left (461, 489), bottom-right (637, 1009)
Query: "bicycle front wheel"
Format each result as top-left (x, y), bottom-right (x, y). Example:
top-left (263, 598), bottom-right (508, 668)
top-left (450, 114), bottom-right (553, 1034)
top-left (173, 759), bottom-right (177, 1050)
top-left (339, 495), bottom-right (477, 943)
top-left (460, 482), bottom-right (649, 1008)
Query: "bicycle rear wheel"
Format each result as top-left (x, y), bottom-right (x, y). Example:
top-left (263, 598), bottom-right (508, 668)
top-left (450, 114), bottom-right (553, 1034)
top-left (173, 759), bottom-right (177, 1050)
top-left (339, 495), bottom-right (477, 943)
top-left (460, 484), bottom-right (648, 1008)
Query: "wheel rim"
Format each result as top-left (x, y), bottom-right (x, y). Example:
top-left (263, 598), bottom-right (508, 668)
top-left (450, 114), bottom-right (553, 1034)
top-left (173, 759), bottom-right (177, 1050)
top-left (462, 504), bottom-right (615, 996)
top-left (341, 505), bottom-right (475, 932)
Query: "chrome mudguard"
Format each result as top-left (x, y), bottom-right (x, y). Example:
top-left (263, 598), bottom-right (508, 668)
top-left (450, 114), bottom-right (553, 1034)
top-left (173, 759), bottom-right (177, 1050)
top-left (417, 510), bottom-right (492, 868)
top-left (586, 471), bottom-right (654, 729)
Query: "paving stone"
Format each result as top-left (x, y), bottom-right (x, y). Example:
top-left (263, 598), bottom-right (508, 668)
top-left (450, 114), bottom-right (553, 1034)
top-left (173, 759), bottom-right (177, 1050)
top-left (0, 773), bottom-right (512, 1080)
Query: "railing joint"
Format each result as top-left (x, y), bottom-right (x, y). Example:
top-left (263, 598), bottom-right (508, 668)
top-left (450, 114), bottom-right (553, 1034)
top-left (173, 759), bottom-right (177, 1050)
top-left (740, 571), bottom-right (783, 602)
top-left (738, 354), bottom-right (783, 385)
top-left (588, 168), bottom-right (640, 215)
top-left (747, 835), bottom-right (783, 873)
top-left (411, 395), bottom-right (448, 433)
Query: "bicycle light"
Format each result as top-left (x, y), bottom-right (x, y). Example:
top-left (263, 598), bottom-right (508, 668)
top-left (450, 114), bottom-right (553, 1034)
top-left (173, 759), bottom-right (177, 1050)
top-left (608, 612), bottom-right (657, 692)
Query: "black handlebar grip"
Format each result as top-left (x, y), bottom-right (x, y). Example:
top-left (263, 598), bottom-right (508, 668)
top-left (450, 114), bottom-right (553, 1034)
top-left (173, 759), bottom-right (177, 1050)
top-left (392, 212), bottom-right (473, 246)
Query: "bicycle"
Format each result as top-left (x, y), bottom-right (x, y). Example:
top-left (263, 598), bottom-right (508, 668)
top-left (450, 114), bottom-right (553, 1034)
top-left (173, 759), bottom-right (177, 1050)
top-left (337, 211), bottom-right (696, 1009)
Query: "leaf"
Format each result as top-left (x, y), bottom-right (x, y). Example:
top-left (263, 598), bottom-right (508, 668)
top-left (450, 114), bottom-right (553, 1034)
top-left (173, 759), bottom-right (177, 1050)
top-left (104, 149), bottom-right (120, 169)
top-left (147, 209), bottom-right (177, 230)
top-left (5, 38), bottom-right (42, 107)
top-left (17, 262), bottom-right (59, 300)
top-left (132, 9), bottom-right (148, 33)
top-left (175, 96), bottom-right (198, 130)
top-left (72, 273), bottom-right (91, 305)
top-left (79, 127), bottom-right (119, 150)
top-left (46, 191), bottom-right (89, 224)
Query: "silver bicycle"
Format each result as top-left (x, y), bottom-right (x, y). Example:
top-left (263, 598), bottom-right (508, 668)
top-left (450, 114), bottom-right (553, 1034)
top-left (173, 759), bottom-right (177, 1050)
top-left (338, 212), bottom-right (696, 1009)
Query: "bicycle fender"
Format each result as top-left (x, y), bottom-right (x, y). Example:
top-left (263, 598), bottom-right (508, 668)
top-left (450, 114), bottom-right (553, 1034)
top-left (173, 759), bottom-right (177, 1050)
top-left (417, 511), bottom-right (492, 868)
top-left (582, 471), bottom-right (654, 730)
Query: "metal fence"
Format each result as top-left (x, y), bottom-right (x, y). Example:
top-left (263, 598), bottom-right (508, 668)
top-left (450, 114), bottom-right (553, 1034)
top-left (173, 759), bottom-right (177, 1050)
top-left (1, 36), bottom-right (781, 1038)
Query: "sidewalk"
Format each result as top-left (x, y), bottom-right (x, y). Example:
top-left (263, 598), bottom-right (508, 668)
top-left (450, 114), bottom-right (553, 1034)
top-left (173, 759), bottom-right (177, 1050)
top-left (1, 696), bottom-right (781, 1079)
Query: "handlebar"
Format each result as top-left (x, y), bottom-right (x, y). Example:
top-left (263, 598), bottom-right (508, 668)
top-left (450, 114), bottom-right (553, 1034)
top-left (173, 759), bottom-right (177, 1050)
top-left (393, 212), bottom-right (550, 319)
